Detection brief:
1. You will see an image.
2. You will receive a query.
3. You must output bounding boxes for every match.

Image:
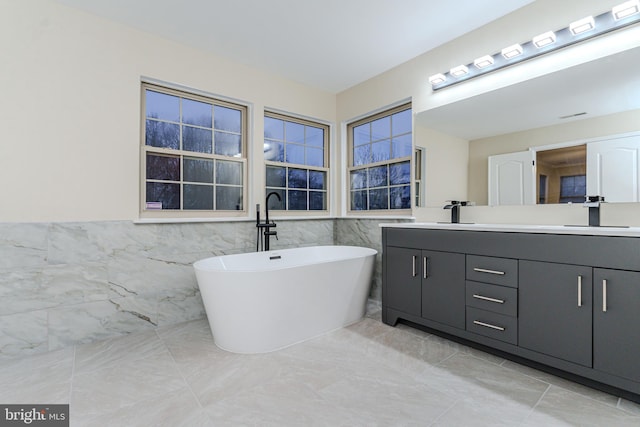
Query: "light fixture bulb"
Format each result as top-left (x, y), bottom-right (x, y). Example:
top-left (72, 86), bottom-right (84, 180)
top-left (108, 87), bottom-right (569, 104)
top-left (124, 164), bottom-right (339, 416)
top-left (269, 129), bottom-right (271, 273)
top-left (501, 44), bottom-right (523, 59)
top-left (612, 0), bottom-right (640, 19)
top-left (428, 73), bottom-right (446, 85)
top-left (532, 31), bottom-right (557, 48)
top-left (570, 16), bottom-right (595, 34)
top-left (450, 65), bottom-right (469, 77)
top-left (473, 55), bottom-right (494, 69)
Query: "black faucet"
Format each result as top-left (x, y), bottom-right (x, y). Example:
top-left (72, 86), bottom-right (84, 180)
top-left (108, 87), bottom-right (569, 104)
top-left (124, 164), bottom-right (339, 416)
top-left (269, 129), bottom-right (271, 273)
top-left (443, 201), bottom-right (468, 224)
top-left (584, 195), bottom-right (605, 227)
top-left (256, 192), bottom-right (281, 251)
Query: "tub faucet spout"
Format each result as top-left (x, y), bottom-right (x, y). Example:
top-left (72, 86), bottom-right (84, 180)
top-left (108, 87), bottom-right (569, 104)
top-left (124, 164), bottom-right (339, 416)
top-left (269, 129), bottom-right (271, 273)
top-left (256, 192), bottom-right (282, 251)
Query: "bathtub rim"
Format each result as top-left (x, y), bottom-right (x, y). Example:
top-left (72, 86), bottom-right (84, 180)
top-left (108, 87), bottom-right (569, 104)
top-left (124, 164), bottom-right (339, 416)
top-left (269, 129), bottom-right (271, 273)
top-left (193, 245), bottom-right (377, 273)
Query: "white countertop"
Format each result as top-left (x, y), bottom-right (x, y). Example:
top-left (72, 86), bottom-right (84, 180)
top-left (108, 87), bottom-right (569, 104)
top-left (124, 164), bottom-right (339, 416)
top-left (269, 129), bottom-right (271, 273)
top-left (379, 222), bottom-right (640, 237)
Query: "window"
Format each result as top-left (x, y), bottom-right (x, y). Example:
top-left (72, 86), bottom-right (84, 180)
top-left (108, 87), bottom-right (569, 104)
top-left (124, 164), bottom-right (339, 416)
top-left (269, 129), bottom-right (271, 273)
top-left (348, 104), bottom-right (412, 211)
top-left (559, 174), bottom-right (586, 203)
top-left (414, 147), bottom-right (425, 207)
top-left (141, 83), bottom-right (247, 217)
top-left (264, 112), bottom-right (329, 212)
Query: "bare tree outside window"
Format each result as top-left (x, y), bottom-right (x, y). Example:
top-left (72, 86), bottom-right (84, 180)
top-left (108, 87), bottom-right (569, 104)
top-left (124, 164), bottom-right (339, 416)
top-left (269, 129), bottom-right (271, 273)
top-left (141, 83), bottom-right (247, 216)
top-left (348, 104), bottom-right (412, 211)
top-left (264, 112), bottom-right (329, 212)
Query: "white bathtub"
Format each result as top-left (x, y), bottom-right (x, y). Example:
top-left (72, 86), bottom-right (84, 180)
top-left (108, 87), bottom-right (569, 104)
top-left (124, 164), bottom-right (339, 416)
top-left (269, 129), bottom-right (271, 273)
top-left (193, 245), bottom-right (377, 353)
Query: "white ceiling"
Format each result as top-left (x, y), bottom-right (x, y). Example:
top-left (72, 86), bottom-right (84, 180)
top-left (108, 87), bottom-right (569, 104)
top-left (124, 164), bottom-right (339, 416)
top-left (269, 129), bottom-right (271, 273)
top-left (52, 0), bottom-right (533, 93)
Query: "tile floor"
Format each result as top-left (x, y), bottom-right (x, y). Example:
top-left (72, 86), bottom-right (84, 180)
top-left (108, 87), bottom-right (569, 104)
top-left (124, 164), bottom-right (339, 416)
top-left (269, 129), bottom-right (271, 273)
top-left (1, 309), bottom-right (640, 426)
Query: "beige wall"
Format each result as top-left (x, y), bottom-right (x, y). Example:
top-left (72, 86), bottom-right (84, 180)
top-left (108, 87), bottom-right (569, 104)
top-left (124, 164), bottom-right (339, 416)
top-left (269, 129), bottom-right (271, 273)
top-left (3, 0), bottom-right (638, 226)
top-left (0, 0), bottom-right (335, 222)
top-left (468, 109), bottom-right (640, 205)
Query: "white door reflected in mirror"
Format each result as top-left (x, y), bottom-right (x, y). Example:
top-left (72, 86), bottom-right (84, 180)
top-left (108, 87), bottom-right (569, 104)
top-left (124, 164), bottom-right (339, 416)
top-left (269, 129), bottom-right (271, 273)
top-left (488, 132), bottom-right (640, 206)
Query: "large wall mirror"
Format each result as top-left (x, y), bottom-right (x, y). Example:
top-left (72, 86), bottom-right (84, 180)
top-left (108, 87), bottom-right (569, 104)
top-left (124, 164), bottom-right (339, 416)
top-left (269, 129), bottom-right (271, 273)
top-left (416, 45), bottom-right (640, 206)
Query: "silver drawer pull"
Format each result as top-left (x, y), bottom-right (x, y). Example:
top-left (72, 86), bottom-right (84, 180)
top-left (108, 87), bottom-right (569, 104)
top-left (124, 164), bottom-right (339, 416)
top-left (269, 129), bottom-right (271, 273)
top-left (473, 267), bottom-right (505, 276)
top-left (472, 294), bottom-right (505, 304)
top-left (473, 320), bottom-right (505, 331)
top-left (602, 279), bottom-right (607, 312)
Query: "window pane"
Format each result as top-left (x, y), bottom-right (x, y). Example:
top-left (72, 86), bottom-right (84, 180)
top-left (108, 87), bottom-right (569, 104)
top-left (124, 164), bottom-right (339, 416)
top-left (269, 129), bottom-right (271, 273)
top-left (392, 134), bottom-right (412, 159)
top-left (145, 120), bottom-right (179, 149)
top-left (369, 188), bottom-right (388, 209)
top-left (214, 106), bottom-right (241, 133)
top-left (392, 109), bottom-right (411, 136)
top-left (184, 157), bottom-right (213, 183)
top-left (266, 166), bottom-right (286, 188)
top-left (351, 190), bottom-right (367, 210)
top-left (371, 116), bottom-right (390, 141)
top-left (216, 160), bottom-right (242, 185)
top-left (146, 154), bottom-right (180, 181)
top-left (182, 99), bottom-right (212, 127)
top-left (285, 122), bottom-right (304, 143)
top-left (288, 168), bottom-right (307, 188)
top-left (288, 190), bottom-right (307, 210)
top-left (350, 169), bottom-right (367, 190)
top-left (390, 185), bottom-right (411, 209)
top-left (286, 143), bottom-right (305, 165)
top-left (264, 140), bottom-right (284, 162)
top-left (216, 186), bottom-right (243, 210)
top-left (353, 145), bottom-right (371, 166)
top-left (306, 126), bottom-right (324, 147)
top-left (183, 126), bottom-right (212, 153)
top-left (309, 191), bottom-right (326, 210)
top-left (184, 184), bottom-right (213, 210)
top-left (353, 124), bottom-right (370, 146)
top-left (266, 189), bottom-right (285, 210)
top-left (146, 90), bottom-right (179, 121)
top-left (264, 117), bottom-right (284, 140)
top-left (309, 170), bottom-right (325, 190)
top-left (372, 139), bottom-right (391, 162)
top-left (146, 182), bottom-right (180, 209)
top-left (390, 161), bottom-right (411, 185)
top-left (369, 165), bottom-right (388, 188)
top-left (306, 147), bottom-right (324, 167)
top-left (214, 131), bottom-right (242, 157)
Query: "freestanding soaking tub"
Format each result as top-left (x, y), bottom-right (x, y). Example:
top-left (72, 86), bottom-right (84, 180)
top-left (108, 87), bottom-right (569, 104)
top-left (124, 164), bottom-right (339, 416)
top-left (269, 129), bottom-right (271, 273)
top-left (193, 245), bottom-right (377, 353)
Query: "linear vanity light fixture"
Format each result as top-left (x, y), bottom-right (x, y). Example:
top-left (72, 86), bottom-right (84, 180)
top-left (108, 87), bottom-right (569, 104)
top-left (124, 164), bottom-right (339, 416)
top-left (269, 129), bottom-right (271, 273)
top-left (429, 0), bottom-right (640, 90)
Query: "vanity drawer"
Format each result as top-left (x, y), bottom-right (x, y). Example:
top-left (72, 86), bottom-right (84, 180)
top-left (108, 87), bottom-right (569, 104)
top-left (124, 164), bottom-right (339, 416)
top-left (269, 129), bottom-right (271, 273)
top-left (465, 281), bottom-right (517, 317)
top-left (466, 255), bottom-right (518, 288)
top-left (466, 307), bottom-right (517, 345)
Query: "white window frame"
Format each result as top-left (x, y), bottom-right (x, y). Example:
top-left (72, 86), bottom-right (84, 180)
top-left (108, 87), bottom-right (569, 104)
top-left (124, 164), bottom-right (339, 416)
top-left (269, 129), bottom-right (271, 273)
top-left (140, 82), bottom-right (249, 219)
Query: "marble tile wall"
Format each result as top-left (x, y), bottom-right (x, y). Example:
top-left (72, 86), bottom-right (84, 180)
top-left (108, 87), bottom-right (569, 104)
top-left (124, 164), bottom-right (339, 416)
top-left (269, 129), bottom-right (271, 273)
top-left (0, 219), bottom-right (335, 359)
top-left (0, 218), bottom-right (409, 358)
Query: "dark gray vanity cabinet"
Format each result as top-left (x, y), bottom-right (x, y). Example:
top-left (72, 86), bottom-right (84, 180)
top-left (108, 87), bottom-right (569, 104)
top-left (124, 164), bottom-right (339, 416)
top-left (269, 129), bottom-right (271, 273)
top-left (519, 261), bottom-right (593, 367)
top-left (382, 226), bottom-right (640, 401)
top-left (421, 250), bottom-right (465, 329)
top-left (384, 246), bottom-right (465, 328)
top-left (384, 247), bottom-right (422, 316)
top-left (593, 268), bottom-right (640, 383)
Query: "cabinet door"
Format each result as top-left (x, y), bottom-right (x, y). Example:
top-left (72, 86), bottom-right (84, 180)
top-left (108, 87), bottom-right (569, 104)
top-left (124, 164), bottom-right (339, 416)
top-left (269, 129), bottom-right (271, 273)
top-left (593, 268), bottom-right (640, 382)
top-left (519, 261), bottom-right (592, 367)
top-left (384, 246), bottom-right (421, 316)
top-left (421, 250), bottom-right (465, 329)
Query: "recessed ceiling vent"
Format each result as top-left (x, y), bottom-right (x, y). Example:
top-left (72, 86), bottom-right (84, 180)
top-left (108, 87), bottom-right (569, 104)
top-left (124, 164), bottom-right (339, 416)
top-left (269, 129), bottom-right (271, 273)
top-left (559, 112), bottom-right (587, 119)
